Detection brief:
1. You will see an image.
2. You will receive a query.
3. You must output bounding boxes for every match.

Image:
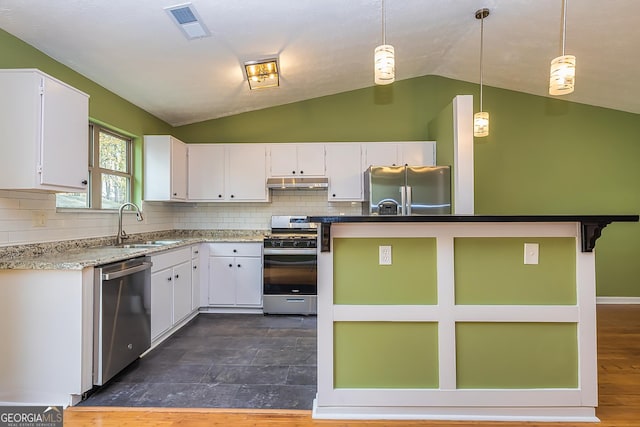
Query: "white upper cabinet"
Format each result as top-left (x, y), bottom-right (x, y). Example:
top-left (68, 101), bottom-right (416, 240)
top-left (400, 142), bottom-right (436, 166)
top-left (227, 144), bottom-right (268, 201)
top-left (187, 144), bottom-right (225, 200)
top-left (325, 143), bottom-right (363, 201)
top-left (364, 143), bottom-right (398, 168)
top-left (186, 143), bottom-right (268, 202)
top-left (0, 69), bottom-right (89, 192)
top-left (269, 143), bottom-right (325, 177)
top-left (364, 141), bottom-right (436, 168)
top-left (144, 135), bottom-right (188, 201)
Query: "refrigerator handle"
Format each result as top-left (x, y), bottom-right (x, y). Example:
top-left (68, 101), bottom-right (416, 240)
top-left (400, 186), bottom-right (406, 216)
top-left (406, 186), bottom-right (412, 215)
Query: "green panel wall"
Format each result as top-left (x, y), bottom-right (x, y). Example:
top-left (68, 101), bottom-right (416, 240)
top-left (333, 238), bottom-right (437, 305)
top-left (456, 322), bottom-right (578, 388)
top-left (0, 28), bottom-right (172, 202)
top-left (454, 237), bottom-right (576, 305)
top-left (334, 322), bottom-right (439, 388)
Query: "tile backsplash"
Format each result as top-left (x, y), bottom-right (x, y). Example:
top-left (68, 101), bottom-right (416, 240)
top-left (172, 190), bottom-right (361, 230)
top-left (0, 189), bottom-right (361, 247)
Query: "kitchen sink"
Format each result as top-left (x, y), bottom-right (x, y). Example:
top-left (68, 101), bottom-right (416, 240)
top-left (145, 240), bottom-right (181, 245)
top-left (116, 240), bottom-right (182, 248)
top-left (94, 239), bottom-right (183, 250)
top-left (117, 243), bottom-right (165, 248)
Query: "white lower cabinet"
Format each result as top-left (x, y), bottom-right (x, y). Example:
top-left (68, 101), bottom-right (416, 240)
top-left (208, 242), bottom-right (262, 307)
top-left (150, 247), bottom-right (193, 342)
top-left (191, 245), bottom-right (201, 311)
top-left (0, 268), bottom-right (94, 406)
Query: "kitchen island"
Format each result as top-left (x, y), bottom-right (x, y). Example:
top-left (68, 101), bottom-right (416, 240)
top-left (308, 215), bottom-right (637, 422)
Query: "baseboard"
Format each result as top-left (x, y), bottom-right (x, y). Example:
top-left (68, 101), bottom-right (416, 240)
top-left (312, 399), bottom-right (599, 422)
top-left (596, 297), bottom-right (640, 304)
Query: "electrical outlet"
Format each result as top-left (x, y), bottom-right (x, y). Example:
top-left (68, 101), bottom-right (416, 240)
top-left (379, 245), bottom-right (392, 265)
top-left (524, 243), bottom-right (539, 264)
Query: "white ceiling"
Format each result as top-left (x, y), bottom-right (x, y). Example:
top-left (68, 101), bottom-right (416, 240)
top-left (1, 0), bottom-right (639, 126)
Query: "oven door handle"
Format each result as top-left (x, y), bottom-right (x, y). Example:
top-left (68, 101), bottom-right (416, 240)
top-left (263, 248), bottom-right (317, 256)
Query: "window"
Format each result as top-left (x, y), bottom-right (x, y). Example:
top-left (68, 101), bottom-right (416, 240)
top-left (56, 124), bottom-right (133, 209)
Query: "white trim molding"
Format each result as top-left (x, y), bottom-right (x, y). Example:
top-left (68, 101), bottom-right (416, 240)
top-left (596, 297), bottom-right (640, 304)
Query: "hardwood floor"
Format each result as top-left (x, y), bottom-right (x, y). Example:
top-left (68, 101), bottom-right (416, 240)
top-left (64, 305), bottom-right (640, 427)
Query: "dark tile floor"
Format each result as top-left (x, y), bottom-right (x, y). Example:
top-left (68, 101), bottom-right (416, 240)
top-left (79, 314), bottom-right (317, 409)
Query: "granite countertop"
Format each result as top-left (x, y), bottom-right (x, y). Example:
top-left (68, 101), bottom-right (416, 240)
top-left (0, 229), bottom-right (267, 270)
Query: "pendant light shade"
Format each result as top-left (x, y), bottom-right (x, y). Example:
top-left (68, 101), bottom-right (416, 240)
top-left (549, 0), bottom-right (575, 95)
top-left (374, 45), bottom-right (395, 85)
top-left (474, 8), bottom-right (490, 138)
top-left (374, 0), bottom-right (394, 85)
top-left (474, 111), bottom-right (489, 138)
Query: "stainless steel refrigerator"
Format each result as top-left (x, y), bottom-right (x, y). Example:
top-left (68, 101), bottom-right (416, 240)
top-left (363, 165), bottom-right (451, 215)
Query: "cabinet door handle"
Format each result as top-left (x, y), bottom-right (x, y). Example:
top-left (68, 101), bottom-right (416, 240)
top-left (193, 265), bottom-right (197, 270)
top-left (167, 276), bottom-right (172, 281)
top-left (173, 192), bottom-right (177, 196)
top-left (237, 264), bottom-right (241, 268)
top-left (81, 180), bottom-right (88, 185)
top-left (230, 194), bottom-right (235, 198)
top-left (300, 170), bottom-right (304, 174)
top-left (175, 274), bottom-right (179, 279)
top-left (228, 264), bottom-right (233, 267)
top-left (332, 193), bottom-right (336, 197)
top-left (233, 249), bottom-right (237, 253)
top-left (218, 194), bottom-right (222, 198)
top-left (194, 250), bottom-right (199, 254)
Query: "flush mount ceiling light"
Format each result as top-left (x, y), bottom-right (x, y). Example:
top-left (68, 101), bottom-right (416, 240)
top-left (244, 59), bottom-right (279, 90)
top-left (549, 0), bottom-right (576, 95)
top-left (165, 3), bottom-right (210, 40)
top-left (374, 0), bottom-right (394, 85)
top-left (473, 8), bottom-right (490, 138)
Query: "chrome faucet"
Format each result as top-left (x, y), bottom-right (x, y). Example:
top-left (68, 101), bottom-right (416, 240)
top-left (117, 202), bottom-right (144, 245)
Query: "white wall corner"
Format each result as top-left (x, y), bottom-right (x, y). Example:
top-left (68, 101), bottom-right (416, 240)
top-left (452, 95), bottom-right (474, 215)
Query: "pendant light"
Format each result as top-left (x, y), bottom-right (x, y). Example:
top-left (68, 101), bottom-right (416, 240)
top-left (374, 0), bottom-right (394, 85)
top-left (474, 8), bottom-right (490, 138)
top-left (549, 0), bottom-right (575, 95)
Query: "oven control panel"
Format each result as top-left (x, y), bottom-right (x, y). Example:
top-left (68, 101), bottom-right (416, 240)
top-left (264, 238), bottom-right (317, 249)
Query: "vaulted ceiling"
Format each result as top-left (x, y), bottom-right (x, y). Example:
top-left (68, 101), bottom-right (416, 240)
top-left (1, 0), bottom-right (638, 126)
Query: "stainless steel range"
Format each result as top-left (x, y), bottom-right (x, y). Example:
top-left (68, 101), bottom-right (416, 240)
top-left (263, 215), bottom-right (317, 315)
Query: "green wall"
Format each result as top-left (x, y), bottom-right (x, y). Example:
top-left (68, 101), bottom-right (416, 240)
top-left (0, 28), bottom-right (172, 201)
top-left (174, 76), bottom-right (640, 298)
top-left (455, 237), bottom-right (576, 305)
top-left (334, 321), bottom-right (439, 388)
top-left (456, 322), bottom-right (578, 388)
top-left (333, 238), bottom-right (438, 305)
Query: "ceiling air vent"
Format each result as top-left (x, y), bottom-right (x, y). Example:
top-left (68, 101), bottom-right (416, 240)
top-left (165, 3), bottom-right (210, 40)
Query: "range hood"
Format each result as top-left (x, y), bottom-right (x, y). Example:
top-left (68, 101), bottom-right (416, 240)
top-left (266, 177), bottom-right (328, 190)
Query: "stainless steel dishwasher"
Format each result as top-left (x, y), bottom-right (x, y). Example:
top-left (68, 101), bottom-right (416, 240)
top-left (93, 257), bottom-right (152, 385)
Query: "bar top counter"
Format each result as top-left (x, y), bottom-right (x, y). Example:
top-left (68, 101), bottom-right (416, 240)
top-left (309, 214), bottom-right (639, 253)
